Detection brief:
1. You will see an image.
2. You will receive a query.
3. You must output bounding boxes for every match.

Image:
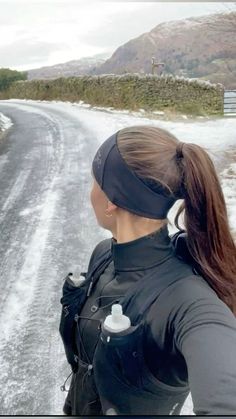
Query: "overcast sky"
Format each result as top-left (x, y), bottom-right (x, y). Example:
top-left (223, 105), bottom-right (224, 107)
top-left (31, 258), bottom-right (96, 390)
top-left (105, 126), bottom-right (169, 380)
top-left (0, 1), bottom-right (233, 71)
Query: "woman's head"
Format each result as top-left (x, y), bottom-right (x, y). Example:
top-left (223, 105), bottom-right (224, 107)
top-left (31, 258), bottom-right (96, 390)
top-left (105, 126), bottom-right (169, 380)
top-left (90, 125), bottom-right (179, 239)
top-left (91, 125), bottom-right (236, 314)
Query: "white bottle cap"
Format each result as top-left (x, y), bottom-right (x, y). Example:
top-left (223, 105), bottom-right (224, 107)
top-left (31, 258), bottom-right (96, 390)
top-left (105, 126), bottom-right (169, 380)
top-left (106, 407), bottom-right (118, 415)
top-left (69, 273), bottom-right (85, 287)
top-left (103, 304), bottom-right (131, 333)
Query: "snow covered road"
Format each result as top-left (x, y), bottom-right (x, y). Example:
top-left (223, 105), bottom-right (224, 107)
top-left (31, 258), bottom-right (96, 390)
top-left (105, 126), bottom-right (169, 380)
top-left (0, 99), bottom-right (235, 415)
top-left (0, 100), bottom-right (105, 414)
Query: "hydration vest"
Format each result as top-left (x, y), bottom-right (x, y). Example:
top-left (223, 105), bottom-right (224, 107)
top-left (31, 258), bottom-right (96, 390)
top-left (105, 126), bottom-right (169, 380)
top-left (59, 239), bottom-right (113, 372)
top-left (59, 231), bottom-right (192, 414)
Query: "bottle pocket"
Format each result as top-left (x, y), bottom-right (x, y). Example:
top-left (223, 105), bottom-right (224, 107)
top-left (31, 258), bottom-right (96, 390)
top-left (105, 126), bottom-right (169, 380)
top-left (99, 321), bottom-right (145, 390)
top-left (94, 321), bottom-right (190, 415)
top-left (59, 274), bottom-right (90, 371)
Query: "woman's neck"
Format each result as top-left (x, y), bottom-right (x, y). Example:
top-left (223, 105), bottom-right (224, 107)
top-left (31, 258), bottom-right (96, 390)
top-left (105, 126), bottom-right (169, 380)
top-left (112, 213), bottom-right (166, 243)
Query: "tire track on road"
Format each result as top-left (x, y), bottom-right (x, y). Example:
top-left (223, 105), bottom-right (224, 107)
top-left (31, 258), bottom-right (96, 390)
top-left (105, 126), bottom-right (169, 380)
top-left (0, 105), bottom-right (66, 414)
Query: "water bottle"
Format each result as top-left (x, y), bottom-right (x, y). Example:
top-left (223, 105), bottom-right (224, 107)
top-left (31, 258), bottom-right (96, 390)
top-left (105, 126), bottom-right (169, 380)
top-left (103, 304), bottom-right (131, 333)
top-left (68, 272), bottom-right (86, 287)
top-left (102, 305), bottom-right (133, 415)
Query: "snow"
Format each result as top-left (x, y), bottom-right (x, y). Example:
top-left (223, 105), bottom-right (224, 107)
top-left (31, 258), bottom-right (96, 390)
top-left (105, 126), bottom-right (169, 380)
top-left (1, 171), bottom-right (30, 214)
top-left (221, 163), bottom-right (236, 232)
top-left (3, 98), bottom-right (236, 237)
top-left (0, 183), bottom-right (59, 343)
top-left (0, 98), bottom-right (235, 415)
top-left (0, 112), bottom-right (13, 131)
top-left (41, 99), bottom-right (236, 235)
top-left (5, 97), bottom-right (236, 234)
top-left (153, 110), bottom-right (165, 115)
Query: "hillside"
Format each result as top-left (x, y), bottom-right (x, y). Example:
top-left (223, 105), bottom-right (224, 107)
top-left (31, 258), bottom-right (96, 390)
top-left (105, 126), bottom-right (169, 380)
top-left (91, 12), bottom-right (236, 89)
top-left (27, 53), bottom-right (108, 80)
top-left (26, 12), bottom-right (236, 89)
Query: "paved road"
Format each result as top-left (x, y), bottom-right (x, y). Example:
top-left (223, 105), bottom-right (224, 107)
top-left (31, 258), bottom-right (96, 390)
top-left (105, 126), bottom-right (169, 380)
top-left (0, 101), bottom-right (108, 414)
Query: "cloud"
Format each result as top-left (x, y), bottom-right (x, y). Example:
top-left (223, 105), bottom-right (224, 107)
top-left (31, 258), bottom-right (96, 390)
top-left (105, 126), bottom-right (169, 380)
top-left (80, 2), bottom-right (228, 50)
top-left (0, 1), bottom-right (231, 70)
top-left (0, 39), bottom-right (62, 68)
top-left (0, 1), bottom-right (149, 69)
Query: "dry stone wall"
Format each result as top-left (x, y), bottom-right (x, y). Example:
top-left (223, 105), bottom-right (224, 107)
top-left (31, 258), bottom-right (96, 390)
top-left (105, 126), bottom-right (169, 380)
top-left (0, 73), bottom-right (224, 116)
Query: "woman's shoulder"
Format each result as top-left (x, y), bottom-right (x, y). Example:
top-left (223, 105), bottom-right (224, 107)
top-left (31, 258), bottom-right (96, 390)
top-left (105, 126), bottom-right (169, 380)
top-left (166, 272), bottom-right (217, 303)
top-left (159, 271), bottom-right (233, 326)
top-left (87, 237), bottom-right (112, 271)
top-left (92, 237), bottom-right (112, 254)
top-left (147, 272), bottom-right (236, 356)
top-left (170, 231), bottom-right (226, 305)
top-left (148, 270), bottom-right (234, 332)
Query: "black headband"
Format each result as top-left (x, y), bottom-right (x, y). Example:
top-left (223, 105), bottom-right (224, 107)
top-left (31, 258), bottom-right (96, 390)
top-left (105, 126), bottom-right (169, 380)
top-left (92, 131), bottom-right (176, 219)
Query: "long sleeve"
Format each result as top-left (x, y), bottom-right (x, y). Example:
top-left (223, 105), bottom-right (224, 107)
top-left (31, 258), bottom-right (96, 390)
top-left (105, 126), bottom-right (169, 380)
top-left (173, 277), bottom-right (236, 415)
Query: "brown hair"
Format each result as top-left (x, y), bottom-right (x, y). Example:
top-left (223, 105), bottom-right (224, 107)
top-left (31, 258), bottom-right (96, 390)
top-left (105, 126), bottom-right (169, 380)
top-left (117, 125), bottom-right (236, 315)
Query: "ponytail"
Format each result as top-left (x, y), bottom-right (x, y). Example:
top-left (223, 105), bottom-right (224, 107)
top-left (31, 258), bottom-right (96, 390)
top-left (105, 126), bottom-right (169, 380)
top-left (175, 143), bottom-right (236, 315)
top-left (117, 125), bottom-right (236, 315)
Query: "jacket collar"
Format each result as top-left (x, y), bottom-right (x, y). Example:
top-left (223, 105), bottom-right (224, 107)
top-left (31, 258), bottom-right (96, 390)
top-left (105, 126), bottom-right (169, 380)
top-left (111, 225), bottom-right (174, 272)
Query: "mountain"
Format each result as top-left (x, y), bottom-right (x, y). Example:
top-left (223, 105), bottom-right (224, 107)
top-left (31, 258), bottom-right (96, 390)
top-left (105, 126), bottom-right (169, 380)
top-left (27, 53), bottom-right (109, 80)
top-left (26, 12), bottom-right (236, 89)
top-left (90, 12), bottom-right (236, 89)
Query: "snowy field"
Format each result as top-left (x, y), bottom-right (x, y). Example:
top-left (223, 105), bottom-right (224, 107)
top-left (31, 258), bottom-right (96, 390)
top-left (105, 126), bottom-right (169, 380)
top-left (0, 99), bottom-right (235, 415)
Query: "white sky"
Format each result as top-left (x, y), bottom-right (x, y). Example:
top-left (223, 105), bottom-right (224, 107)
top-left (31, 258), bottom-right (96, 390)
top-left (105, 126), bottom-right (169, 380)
top-left (0, 1), bottom-right (233, 71)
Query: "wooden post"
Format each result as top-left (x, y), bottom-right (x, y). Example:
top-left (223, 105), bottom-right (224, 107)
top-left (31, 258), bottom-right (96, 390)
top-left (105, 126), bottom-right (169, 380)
top-left (151, 57), bottom-right (165, 75)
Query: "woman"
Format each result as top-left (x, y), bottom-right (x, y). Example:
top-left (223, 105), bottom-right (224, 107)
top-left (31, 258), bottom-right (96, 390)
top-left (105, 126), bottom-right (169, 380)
top-left (60, 126), bottom-right (236, 415)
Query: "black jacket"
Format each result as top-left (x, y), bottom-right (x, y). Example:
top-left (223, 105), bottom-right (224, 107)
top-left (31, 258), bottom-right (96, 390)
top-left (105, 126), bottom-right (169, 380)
top-left (60, 226), bottom-right (236, 415)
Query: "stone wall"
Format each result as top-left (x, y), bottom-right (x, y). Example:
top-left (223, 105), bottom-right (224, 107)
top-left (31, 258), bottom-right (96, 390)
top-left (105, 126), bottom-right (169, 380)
top-left (0, 73), bottom-right (224, 116)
